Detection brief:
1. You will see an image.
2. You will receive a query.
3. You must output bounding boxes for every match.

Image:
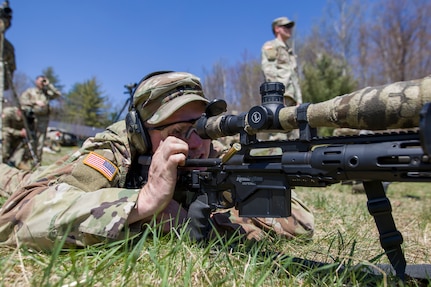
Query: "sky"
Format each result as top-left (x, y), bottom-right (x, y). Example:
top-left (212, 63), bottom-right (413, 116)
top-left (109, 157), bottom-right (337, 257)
top-left (7, 0), bottom-right (327, 114)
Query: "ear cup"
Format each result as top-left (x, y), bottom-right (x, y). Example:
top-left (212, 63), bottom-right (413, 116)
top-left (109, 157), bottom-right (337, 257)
top-left (126, 71), bottom-right (173, 156)
top-left (125, 109), bottom-right (152, 155)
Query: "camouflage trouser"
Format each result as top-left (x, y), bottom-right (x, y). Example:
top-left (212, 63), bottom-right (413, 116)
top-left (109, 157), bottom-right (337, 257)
top-left (0, 163), bottom-right (31, 199)
top-left (35, 116), bottom-right (49, 161)
top-left (2, 134), bottom-right (25, 166)
top-left (210, 190), bottom-right (314, 241)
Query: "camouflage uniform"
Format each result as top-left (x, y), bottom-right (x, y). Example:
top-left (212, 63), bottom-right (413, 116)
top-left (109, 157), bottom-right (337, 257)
top-left (261, 38), bottom-right (302, 106)
top-left (0, 4), bottom-right (15, 90)
top-left (211, 190), bottom-right (314, 241)
top-left (2, 37), bottom-right (15, 89)
top-left (0, 121), bottom-right (139, 250)
top-left (1, 106), bottom-right (26, 167)
top-left (261, 17), bottom-right (302, 106)
top-left (0, 120), bottom-right (314, 251)
top-left (20, 81), bottom-right (61, 161)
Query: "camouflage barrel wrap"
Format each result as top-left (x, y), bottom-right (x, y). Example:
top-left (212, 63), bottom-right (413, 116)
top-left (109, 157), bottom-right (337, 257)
top-left (278, 75), bottom-right (431, 130)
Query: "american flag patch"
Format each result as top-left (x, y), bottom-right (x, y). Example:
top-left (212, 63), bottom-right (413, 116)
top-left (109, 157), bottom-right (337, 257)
top-left (83, 152), bottom-right (118, 181)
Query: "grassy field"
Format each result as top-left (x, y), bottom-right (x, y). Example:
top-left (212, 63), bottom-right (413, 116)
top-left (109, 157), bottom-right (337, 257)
top-left (0, 146), bottom-right (430, 286)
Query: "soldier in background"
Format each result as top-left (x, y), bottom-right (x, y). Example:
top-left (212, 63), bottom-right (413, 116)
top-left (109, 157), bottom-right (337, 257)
top-left (1, 106), bottom-right (31, 170)
top-left (0, 1), bottom-right (15, 90)
top-left (19, 75), bottom-right (61, 161)
top-left (0, 1), bottom-right (16, 166)
top-left (261, 16), bottom-right (302, 107)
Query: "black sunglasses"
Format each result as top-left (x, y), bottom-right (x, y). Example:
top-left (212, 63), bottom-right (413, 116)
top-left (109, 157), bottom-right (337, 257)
top-left (281, 24), bottom-right (294, 29)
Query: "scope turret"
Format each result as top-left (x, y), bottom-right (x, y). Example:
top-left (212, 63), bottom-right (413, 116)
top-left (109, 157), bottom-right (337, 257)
top-left (247, 82), bottom-right (285, 130)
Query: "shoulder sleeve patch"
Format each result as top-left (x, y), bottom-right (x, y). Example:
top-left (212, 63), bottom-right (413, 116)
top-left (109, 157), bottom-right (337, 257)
top-left (263, 43), bottom-right (274, 50)
top-left (263, 44), bottom-right (277, 61)
top-left (83, 152), bottom-right (119, 181)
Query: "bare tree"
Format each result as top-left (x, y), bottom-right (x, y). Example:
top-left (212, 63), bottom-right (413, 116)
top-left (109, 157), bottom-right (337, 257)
top-left (297, 27), bottom-right (324, 73)
top-left (3, 71), bottom-right (32, 106)
top-left (322, 0), bottom-right (363, 67)
top-left (229, 51), bottom-right (264, 112)
top-left (297, 0), bottom-right (362, 88)
top-left (202, 60), bottom-right (229, 103)
top-left (358, 0), bottom-right (431, 84)
top-left (202, 52), bottom-right (264, 113)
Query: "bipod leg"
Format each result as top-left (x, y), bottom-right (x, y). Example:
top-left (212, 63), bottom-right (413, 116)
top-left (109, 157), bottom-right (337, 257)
top-left (363, 180), bottom-right (406, 281)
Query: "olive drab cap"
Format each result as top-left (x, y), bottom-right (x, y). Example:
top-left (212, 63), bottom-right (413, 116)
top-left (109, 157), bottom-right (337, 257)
top-left (132, 71), bottom-right (209, 125)
top-left (272, 16), bottom-right (295, 32)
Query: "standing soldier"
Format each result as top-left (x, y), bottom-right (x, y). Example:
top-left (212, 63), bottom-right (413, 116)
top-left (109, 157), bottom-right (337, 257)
top-left (1, 106), bottom-right (31, 170)
top-left (19, 76), bottom-right (61, 162)
top-left (261, 16), bottom-right (302, 107)
top-left (0, 1), bottom-right (14, 90)
top-left (0, 1), bottom-right (15, 164)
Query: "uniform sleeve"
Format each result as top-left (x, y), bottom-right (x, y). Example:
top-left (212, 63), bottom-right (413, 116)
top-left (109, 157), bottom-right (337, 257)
top-left (261, 42), bottom-right (278, 82)
top-left (261, 42), bottom-right (295, 84)
top-left (19, 89), bottom-right (34, 110)
top-left (8, 183), bottom-right (140, 250)
top-left (45, 83), bottom-right (62, 100)
top-left (0, 123), bottom-right (142, 250)
top-left (4, 127), bottom-right (22, 138)
top-left (2, 108), bottom-right (22, 137)
top-left (3, 38), bottom-right (16, 87)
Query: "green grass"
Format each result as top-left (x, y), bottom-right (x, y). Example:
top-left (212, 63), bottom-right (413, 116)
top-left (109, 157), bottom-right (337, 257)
top-left (1, 147), bottom-right (430, 286)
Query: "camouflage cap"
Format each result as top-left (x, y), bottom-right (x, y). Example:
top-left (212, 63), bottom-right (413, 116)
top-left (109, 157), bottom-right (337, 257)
top-left (132, 71), bottom-right (209, 125)
top-left (272, 16), bottom-right (295, 31)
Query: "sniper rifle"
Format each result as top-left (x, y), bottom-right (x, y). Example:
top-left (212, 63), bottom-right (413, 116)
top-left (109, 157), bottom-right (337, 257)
top-left (139, 82), bottom-right (431, 281)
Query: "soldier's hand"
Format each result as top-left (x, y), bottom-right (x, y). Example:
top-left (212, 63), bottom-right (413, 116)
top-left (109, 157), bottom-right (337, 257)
top-left (20, 128), bottom-right (27, 138)
top-left (36, 100), bottom-right (46, 107)
top-left (128, 136), bottom-right (188, 224)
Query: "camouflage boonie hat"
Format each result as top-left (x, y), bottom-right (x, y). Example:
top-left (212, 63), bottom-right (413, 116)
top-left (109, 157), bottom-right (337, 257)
top-left (272, 16), bottom-right (295, 32)
top-left (132, 71), bottom-right (209, 125)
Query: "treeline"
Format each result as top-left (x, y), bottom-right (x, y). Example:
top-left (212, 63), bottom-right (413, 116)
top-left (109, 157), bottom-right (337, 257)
top-left (5, 0), bottom-right (430, 129)
top-left (202, 0), bottom-right (431, 112)
top-left (6, 67), bottom-right (113, 129)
